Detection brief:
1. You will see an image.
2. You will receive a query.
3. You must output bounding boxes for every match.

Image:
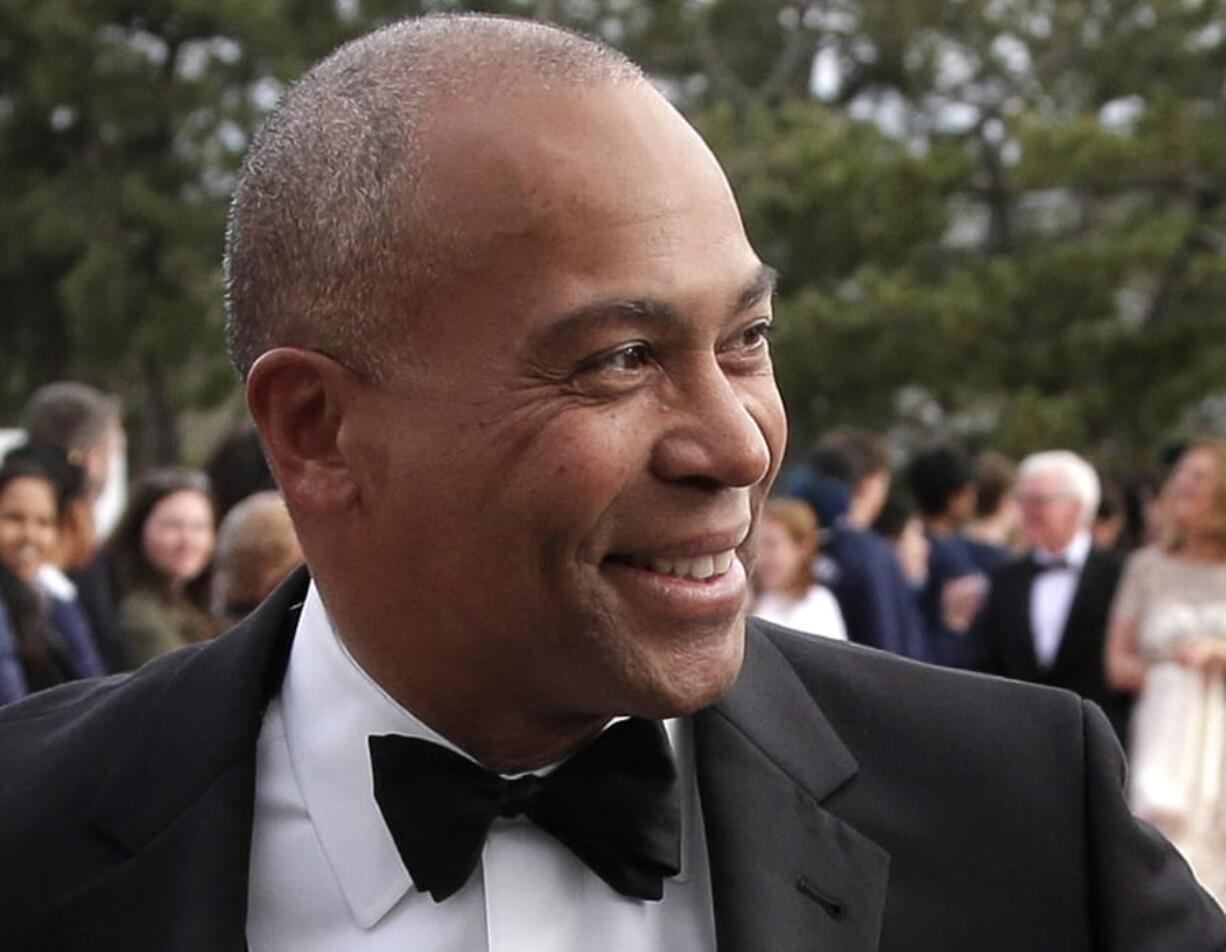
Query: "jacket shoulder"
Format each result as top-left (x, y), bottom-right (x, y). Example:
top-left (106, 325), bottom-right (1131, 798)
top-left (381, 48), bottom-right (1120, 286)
top-left (0, 646), bottom-right (206, 837)
top-left (754, 618), bottom-right (1086, 744)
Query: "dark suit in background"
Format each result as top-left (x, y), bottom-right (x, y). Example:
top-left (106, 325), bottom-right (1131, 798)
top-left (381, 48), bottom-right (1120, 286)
top-left (3, 570), bottom-right (1222, 951)
top-left (974, 547), bottom-right (1131, 739)
top-left (822, 524), bottom-right (929, 662)
top-left (916, 531), bottom-right (980, 668)
top-left (67, 552), bottom-right (123, 672)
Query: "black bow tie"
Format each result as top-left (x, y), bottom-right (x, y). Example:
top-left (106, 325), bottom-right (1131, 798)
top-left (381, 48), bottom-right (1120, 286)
top-left (368, 717), bottom-right (681, 903)
top-left (1033, 556), bottom-right (1072, 572)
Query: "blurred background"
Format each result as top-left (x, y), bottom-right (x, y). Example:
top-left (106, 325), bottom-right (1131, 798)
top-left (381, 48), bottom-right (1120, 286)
top-left (2, 0), bottom-right (1225, 471)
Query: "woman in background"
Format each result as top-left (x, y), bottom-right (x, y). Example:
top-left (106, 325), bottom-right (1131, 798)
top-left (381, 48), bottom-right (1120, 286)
top-left (1106, 438), bottom-right (1226, 906)
top-left (0, 455), bottom-right (106, 704)
top-left (752, 497), bottom-right (847, 641)
top-left (107, 468), bottom-right (220, 668)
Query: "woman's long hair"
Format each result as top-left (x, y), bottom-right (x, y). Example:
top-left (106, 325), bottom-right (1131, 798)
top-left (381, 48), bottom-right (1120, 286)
top-left (105, 468), bottom-right (216, 613)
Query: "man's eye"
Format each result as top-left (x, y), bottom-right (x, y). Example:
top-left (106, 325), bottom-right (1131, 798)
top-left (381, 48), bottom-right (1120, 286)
top-left (733, 320), bottom-right (773, 351)
top-left (588, 343), bottom-right (652, 374)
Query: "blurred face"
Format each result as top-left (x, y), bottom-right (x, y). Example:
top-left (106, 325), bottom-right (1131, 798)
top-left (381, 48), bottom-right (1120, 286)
top-left (0, 477), bottom-right (58, 584)
top-left (1016, 469), bottom-right (1084, 553)
top-left (142, 490), bottom-right (215, 587)
top-left (1166, 449), bottom-right (1219, 536)
top-left (754, 518), bottom-right (807, 594)
top-left (341, 82), bottom-right (786, 721)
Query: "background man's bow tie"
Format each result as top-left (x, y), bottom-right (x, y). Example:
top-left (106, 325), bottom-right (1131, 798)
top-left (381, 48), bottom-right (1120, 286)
top-left (368, 717), bottom-right (681, 902)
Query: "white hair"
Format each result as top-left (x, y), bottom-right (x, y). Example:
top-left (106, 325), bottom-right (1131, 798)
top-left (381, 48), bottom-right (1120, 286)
top-left (1018, 450), bottom-right (1100, 526)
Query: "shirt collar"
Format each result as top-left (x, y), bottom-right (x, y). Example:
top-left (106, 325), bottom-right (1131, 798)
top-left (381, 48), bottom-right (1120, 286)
top-left (1034, 529), bottom-right (1092, 570)
top-left (280, 581), bottom-right (694, 930)
top-left (36, 563), bottom-right (77, 600)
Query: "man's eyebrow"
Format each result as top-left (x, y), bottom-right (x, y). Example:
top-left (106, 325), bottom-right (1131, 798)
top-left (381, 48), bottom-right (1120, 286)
top-left (736, 264), bottom-right (779, 314)
top-left (528, 263), bottom-right (781, 354)
top-left (527, 298), bottom-right (683, 354)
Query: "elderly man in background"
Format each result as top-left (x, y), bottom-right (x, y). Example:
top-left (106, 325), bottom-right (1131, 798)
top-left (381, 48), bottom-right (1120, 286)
top-left (974, 450), bottom-right (1131, 738)
top-left (1, 15), bottom-right (1222, 952)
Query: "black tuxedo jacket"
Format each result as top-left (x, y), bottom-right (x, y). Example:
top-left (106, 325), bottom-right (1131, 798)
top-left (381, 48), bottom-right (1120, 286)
top-left (3, 569), bottom-right (1223, 951)
top-left (974, 547), bottom-right (1131, 738)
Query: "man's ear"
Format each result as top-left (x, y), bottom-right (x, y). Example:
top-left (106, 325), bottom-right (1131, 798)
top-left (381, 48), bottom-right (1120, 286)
top-left (246, 348), bottom-right (360, 513)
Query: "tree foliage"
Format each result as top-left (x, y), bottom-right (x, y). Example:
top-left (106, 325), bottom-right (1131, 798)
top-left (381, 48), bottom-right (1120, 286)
top-left (2, 0), bottom-right (1224, 467)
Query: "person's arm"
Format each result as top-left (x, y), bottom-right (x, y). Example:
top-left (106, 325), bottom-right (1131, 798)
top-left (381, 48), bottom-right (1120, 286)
top-left (1105, 614), bottom-right (1147, 693)
top-left (1081, 700), bottom-right (1226, 949)
top-left (1171, 637), bottom-right (1226, 672)
top-left (1105, 552), bottom-right (1149, 694)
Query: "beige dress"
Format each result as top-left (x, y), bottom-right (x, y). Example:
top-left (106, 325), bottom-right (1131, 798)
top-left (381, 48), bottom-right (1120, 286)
top-left (1112, 546), bottom-right (1226, 905)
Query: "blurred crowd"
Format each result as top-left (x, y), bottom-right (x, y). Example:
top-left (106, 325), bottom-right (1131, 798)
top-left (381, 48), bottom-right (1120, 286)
top-left (0, 382), bottom-right (302, 703)
top-left (752, 426), bottom-right (1226, 904)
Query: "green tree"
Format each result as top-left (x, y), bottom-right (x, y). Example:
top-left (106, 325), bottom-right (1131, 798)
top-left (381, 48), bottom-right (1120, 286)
top-left (3, 0), bottom-right (1224, 469)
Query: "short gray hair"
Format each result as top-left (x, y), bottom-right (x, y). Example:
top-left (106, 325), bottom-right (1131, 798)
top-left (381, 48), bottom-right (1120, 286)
top-left (223, 14), bottom-right (642, 381)
top-left (1018, 450), bottom-right (1100, 525)
top-left (22, 382), bottom-right (120, 454)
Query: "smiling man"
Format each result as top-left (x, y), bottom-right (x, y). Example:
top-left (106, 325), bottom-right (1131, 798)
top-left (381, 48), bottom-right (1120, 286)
top-left (3, 14), bottom-right (1225, 952)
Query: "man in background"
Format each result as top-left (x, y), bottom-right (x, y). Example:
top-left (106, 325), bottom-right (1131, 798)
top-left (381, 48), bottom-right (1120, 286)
top-left (974, 450), bottom-right (1130, 738)
top-left (907, 443), bottom-right (984, 667)
top-left (807, 427), bottom-right (929, 660)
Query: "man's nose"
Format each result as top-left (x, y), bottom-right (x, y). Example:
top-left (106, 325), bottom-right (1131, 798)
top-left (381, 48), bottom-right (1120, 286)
top-left (650, 361), bottom-right (774, 489)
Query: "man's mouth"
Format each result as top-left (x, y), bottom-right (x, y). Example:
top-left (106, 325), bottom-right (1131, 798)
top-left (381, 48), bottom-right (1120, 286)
top-left (610, 549), bottom-right (738, 582)
top-left (599, 527), bottom-right (751, 619)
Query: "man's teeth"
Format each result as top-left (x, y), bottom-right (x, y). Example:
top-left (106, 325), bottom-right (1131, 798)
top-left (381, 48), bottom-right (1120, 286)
top-left (634, 549), bottom-right (737, 581)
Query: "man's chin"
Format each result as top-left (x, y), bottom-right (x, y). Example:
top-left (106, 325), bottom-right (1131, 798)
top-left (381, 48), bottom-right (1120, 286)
top-left (634, 625), bottom-right (747, 718)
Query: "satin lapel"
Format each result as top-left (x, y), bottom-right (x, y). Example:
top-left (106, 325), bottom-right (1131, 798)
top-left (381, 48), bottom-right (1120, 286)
top-left (694, 626), bottom-right (889, 952)
top-left (39, 568), bottom-right (309, 952)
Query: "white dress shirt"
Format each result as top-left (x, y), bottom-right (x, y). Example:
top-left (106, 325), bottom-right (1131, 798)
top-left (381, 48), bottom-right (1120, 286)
top-left (1030, 530), bottom-right (1092, 670)
top-left (247, 583), bottom-right (717, 951)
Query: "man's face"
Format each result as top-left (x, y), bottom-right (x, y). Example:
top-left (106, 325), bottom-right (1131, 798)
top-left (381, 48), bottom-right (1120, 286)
top-left (1016, 470), bottom-right (1083, 553)
top-left (341, 82), bottom-right (786, 722)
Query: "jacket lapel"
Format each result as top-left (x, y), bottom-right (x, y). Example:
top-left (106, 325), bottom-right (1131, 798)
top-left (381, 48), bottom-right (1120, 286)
top-left (695, 626), bottom-right (890, 952)
top-left (38, 759), bottom-right (259, 952)
top-left (37, 569), bottom-right (309, 952)
top-left (1006, 564), bottom-right (1043, 679)
top-left (1049, 550), bottom-right (1105, 681)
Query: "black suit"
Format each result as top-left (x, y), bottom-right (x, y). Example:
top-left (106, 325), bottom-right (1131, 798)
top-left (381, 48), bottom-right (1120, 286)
top-left (975, 547), bottom-right (1131, 739)
top-left (3, 569), bottom-right (1222, 951)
